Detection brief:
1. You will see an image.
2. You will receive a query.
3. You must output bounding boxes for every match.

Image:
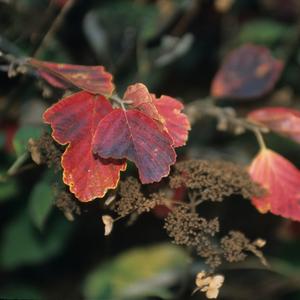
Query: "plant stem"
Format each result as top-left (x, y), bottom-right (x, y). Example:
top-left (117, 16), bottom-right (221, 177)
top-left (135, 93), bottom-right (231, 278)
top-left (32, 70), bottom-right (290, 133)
top-left (32, 0), bottom-right (76, 58)
top-left (253, 129), bottom-right (267, 151)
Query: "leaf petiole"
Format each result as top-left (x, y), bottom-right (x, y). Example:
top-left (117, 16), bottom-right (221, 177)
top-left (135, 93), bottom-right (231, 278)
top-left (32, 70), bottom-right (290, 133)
top-left (253, 129), bottom-right (267, 150)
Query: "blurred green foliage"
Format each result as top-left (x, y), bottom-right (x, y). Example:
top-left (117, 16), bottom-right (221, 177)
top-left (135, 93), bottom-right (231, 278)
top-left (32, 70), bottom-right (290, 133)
top-left (84, 244), bottom-right (189, 300)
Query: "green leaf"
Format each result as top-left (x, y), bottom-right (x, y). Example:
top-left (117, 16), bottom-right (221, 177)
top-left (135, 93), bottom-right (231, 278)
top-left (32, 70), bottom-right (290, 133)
top-left (0, 212), bottom-right (71, 269)
top-left (0, 284), bottom-right (42, 300)
top-left (83, 243), bottom-right (189, 300)
top-left (28, 180), bottom-right (54, 230)
top-left (13, 125), bottom-right (43, 157)
top-left (0, 179), bottom-right (18, 203)
top-left (238, 19), bottom-right (293, 46)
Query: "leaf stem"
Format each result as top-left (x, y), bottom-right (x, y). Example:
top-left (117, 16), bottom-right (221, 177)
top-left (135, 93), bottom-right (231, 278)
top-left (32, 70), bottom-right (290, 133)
top-left (109, 94), bottom-right (127, 110)
top-left (253, 129), bottom-right (267, 151)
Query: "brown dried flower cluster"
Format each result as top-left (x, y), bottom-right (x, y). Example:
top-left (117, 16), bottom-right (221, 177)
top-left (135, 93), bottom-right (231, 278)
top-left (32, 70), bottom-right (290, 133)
top-left (35, 132), bottom-right (63, 171)
top-left (164, 205), bottom-right (221, 268)
top-left (113, 177), bottom-right (164, 217)
top-left (170, 160), bottom-right (264, 202)
top-left (221, 231), bottom-right (267, 266)
top-left (55, 190), bottom-right (81, 221)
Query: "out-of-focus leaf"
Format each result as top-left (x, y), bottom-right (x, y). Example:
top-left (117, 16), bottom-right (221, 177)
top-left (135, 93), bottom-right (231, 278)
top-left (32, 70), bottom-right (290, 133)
top-left (95, 1), bottom-right (158, 40)
top-left (211, 44), bottom-right (284, 99)
top-left (83, 243), bottom-right (189, 300)
top-left (43, 91), bottom-right (126, 202)
top-left (13, 125), bottom-right (43, 157)
top-left (0, 284), bottom-right (42, 300)
top-left (29, 58), bottom-right (115, 96)
top-left (248, 107), bottom-right (300, 144)
top-left (28, 179), bottom-right (54, 230)
top-left (248, 149), bottom-right (300, 221)
top-left (238, 20), bottom-right (292, 46)
top-left (0, 179), bottom-right (17, 203)
top-left (155, 34), bottom-right (194, 67)
top-left (0, 212), bottom-right (71, 269)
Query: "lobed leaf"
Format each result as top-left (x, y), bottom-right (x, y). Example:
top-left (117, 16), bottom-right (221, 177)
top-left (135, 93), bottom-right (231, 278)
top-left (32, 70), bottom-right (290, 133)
top-left (124, 83), bottom-right (165, 126)
top-left (153, 95), bottom-right (190, 147)
top-left (93, 109), bottom-right (176, 184)
top-left (249, 149), bottom-right (300, 221)
top-left (43, 91), bottom-right (126, 202)
top-left (248, 107), bottom-right (300, 143)
top-left (124, 83), bottom-right (190, 147)
top-left (29, 58), bottom-right (114, 96)
top-left (211, 44), bottom-right (284, 99)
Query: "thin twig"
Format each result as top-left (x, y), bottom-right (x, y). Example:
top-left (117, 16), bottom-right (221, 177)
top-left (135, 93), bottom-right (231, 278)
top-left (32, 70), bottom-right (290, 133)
top-left (32, 0), bottom-right (76, 58)
top-left (185, 98), bottom-right (269, 133)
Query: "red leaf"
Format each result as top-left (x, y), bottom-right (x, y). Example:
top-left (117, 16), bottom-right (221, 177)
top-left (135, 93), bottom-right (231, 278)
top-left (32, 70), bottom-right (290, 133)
top-left (249, 149), bottom-right (300, 221)
top-left (92, 109), bottom-right (176, 184)
top-left (248, 107), bottom-right (300, 143)
top-left (38, 71), bottom-right (70, 89)
top-left (124, 83), bottom-right (165, 126)
top-left (29, 58), bottom-right (114, 96)
top-left (43, 91), bottom-right (126, 202)
top-left (124, 83), bottom-right (190, 147)
top-left (211, 44), bottom-right (284, 99)
top-left (153, 95), bottom-right (190, 147)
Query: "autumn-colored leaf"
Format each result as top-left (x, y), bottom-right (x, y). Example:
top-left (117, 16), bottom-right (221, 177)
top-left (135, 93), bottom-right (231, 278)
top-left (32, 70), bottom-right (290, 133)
top-left (43, 91), bottom-right (126, 202)
top-left (248, 149), bottom-right (300, 221)
top-left (29, 58), bottom-right (114, 96)
top-left (248, 107), bottom-right (300, 143)
top-left (153, 95), bottom-right (190, 147)
top-left (92, 109), bottom-right (176, 184)
top-left (211, 44), bottom-right (284, 99)
top-left (124, 83), bottom-right (165, 126)
top-left (124, 83), bottom-right (190, 147)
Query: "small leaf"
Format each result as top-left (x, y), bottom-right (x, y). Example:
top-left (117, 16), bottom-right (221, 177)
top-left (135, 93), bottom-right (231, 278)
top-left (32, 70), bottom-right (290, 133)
top-left (29, 180), bottom-right (54, 230)
top-left (238, 19), bottom-right (292, 46)
top-left (29, 58), bottom-right (115, 96)
top-left (248, 149), bottom-right (300, 221)
top-left (83, 243), bottom-right (189, 300)
top-left (248, 107), bottom-right (300, 143)
top-left (43, 91), bottom-right (126, 202)
top-left (153, 95), bottom-right (190, 147)
top-left (125, 83), bottom-right (165, 126)
top-left (211, 44), bottom-right (284, 99)
top-left (93, 109), bottom-right (176, 184)
top-left (13, 125), bottom-right (43, 157)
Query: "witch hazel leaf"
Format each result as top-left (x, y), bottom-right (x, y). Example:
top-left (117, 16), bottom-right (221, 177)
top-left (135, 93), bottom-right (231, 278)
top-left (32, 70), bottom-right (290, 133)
top-left (43, 91), bottom-right (126, 202)
top-left (29, 58), bottom-right (114, 96)
top-left (124, 83), bottom-right (190, 147)
top-left (248, 107), bottom-right (300, 143)
top-left (211, 44), bottom-right (284, 99)
top-left (153, 95), bottom-right (190, 147)
top-left (93, 109), bottom-right (176, 184)
top-left (124, 83), bottom-right (165, 126)
top-left (249, 149), bottom-right (300, 221)
top-left (38, 70), bottom-right (70, 89)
